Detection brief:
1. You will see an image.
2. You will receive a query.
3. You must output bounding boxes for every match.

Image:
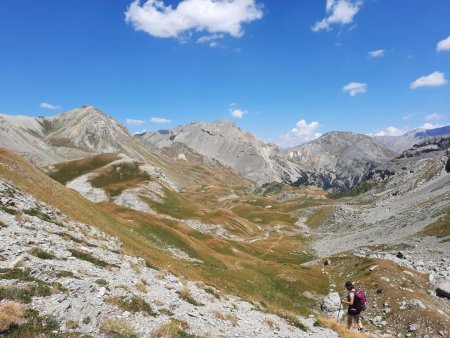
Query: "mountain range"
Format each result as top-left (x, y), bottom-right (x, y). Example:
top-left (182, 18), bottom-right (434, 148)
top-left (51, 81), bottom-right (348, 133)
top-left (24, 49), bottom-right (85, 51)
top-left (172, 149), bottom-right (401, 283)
top-left (2, 105), bottom-right (449, 192)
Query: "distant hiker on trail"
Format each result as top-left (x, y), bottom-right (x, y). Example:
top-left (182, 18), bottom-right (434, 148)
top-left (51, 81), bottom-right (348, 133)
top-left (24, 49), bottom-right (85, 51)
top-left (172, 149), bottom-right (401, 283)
top-left (341, 281), bottom-right (365, 332)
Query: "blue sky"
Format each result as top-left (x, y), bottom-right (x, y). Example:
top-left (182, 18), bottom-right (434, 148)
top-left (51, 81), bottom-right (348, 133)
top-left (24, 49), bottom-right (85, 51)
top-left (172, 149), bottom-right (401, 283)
top-left (1, 0), bottom-right (449, 146)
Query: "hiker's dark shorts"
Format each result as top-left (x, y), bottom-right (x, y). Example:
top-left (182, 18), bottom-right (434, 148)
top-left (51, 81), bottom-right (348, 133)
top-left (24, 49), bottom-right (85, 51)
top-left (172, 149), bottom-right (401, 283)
top-left (348, 308), bottom-right (361, 316)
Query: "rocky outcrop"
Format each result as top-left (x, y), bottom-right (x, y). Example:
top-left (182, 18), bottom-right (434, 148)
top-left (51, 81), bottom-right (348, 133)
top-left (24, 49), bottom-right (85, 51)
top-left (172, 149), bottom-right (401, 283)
top-left (321, 292), bottom-right (343, 319)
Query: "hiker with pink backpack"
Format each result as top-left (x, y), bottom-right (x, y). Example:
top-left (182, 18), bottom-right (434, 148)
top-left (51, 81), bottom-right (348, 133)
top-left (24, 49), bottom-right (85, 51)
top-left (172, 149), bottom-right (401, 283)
top-left (341, 281), bottom-right (367, 332)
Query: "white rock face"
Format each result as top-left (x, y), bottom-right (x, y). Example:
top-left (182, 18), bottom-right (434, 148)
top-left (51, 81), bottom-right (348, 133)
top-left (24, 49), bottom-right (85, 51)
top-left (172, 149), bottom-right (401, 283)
top-left (66, 174), bottom-right (108, 203)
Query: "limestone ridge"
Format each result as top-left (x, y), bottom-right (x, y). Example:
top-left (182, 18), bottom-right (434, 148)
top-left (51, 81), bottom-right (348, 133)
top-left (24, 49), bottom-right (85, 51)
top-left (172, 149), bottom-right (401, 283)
top-left (138, 120), bottom-right (303, 185)
top-left (0, 106), bottom-right (146, 165)
top-left (375, 125), bottom-right (450, 153)
top-left (139, 123), bottom-right (395, 190)
top-left (288, 132), bottom-right (396, 190)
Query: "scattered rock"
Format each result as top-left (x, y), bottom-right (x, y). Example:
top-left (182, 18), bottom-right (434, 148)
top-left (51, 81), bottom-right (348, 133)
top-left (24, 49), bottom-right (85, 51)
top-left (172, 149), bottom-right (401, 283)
top-left (436, 282), bottom-right (450, 299)
top-left (396, 251), bottom-right (405, 259)
top-left (323, 259), bottom-right (331, 266)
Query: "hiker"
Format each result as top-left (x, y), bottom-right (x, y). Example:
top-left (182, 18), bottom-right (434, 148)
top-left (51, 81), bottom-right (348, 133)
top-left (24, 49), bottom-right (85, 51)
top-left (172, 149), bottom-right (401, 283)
top-left (341, 281), bottom-right (364, 331)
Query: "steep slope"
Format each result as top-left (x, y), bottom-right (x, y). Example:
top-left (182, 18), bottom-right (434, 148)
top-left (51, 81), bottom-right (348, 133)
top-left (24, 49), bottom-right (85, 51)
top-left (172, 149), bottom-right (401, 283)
top-left (286, 132), bottom-right (396, 190)
top-left (375, 125), bottom-right (450, 153)
top-left (138, 121), bottom-right (302, 185)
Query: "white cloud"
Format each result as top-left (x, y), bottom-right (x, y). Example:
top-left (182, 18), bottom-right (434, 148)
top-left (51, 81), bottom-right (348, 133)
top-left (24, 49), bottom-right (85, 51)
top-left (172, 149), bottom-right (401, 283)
top-left (425, 113), bottom-right (442, 121)
top-left (403, 113), bottom-right (415, 120)
top-left (342, 82), bottom-right (367, 96)
top-left (368, 49), bottom-right (385, 58)
top-left (197, 34), bottom-right (225, 46)
top-left (436, 35), bottom-right (450, 52)
top-left (410, 71), bottom-right (447, 89)
top-left (312, 0), bottom-right (362, 32)
top-left (150, 117), bottom-right (172, 123)
top-left (420, 123), bottom-right (441, 130)
top-left (371, 126), bottom-right (406, 137)
top-left (126, 118), bottom-right (146, 126)
top-left (125, 0), bottom-right (263, 41)
top-left (230, 108), bottom-right (247, 118)
top-left (40, 102), bottom-right (61, 110)
top-left (280, 120), bottom-right (321, 146)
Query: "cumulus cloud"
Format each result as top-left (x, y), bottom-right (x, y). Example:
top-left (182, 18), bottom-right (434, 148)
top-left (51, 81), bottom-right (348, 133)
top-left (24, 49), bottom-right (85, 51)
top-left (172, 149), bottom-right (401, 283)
top-left (150, 117), bottom-right (172, 123)
top-left (371, 126), bottom-right (406, 137)
top-left (230, 108), bottom-right (247, 118)
top-left (125, 0), bottom-right (263, 41)
top-left (40, 102), bottom-right (61, 110)
top-left (368, 49), bottom-right (385, 58)
top-left (280, 120), bottom-right (321, 147)
top-left (342, 82), bottom-right (367, 96)
top-left (425, 113), bottom-right (442, 121)
top-left (312, 0), bottom-right (362, 32)
top-left (437, 35), bottom-right (450, 52)
top-left (410, 71), bottom-right (447, 89)
top-left (126, 118), bottom-right (146, 126)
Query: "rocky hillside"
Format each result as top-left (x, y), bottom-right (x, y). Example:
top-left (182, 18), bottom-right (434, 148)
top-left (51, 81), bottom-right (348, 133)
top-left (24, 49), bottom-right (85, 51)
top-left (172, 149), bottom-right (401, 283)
top-left (0, 179), bottom-right (337, 337)
top-left (138, 120), bottom-right (303, 185)
top-left (287, 132), bottom-right (396, 191)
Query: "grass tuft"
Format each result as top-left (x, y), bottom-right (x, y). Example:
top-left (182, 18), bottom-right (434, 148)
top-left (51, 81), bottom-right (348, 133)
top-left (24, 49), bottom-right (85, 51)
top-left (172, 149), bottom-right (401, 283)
top-left (100, 318), bottom-right (138, 338)
top-left (0, 302), bottom-right (24, 333)
top-left (29, 247), bottom-right (54, 260)
top-left (105, 295), bottom-right (157, 316)
top-left (316, 316), bottom-right (367, 338)
top-left (152, 319), bottom-right (199, 338)
top-left (68, 249), bottom-right (113, 268)
top-left (23, 209), bottom-right (52, 222)
top-left (177, 288), bottom-right (203, 306)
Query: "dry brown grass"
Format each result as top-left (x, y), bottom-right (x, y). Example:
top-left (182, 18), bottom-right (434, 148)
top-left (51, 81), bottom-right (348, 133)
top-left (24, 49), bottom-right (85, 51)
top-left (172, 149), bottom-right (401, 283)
top-left (152, 319), bottom-right (191, 338)
top-left (317, 316), bottom-right (367, 338)
top-left (100, 318), bottom-right (138, 338)
top-left (135, 280), bottom-right (147, 293)
top-left (0, 302), bottom-right (25, 333)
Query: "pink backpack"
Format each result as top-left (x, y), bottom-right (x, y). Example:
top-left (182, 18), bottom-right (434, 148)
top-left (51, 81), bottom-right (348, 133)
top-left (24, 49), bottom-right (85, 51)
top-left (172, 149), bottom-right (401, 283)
top-left (354, 290), bottom-right (367, 311)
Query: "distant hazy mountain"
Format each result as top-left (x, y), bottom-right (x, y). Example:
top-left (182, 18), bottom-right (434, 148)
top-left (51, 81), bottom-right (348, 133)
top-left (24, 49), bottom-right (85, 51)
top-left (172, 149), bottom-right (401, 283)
top-left (375, 125), bottom-right (450, 153)
top-left (139, 123), bottom-right (395, 190)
